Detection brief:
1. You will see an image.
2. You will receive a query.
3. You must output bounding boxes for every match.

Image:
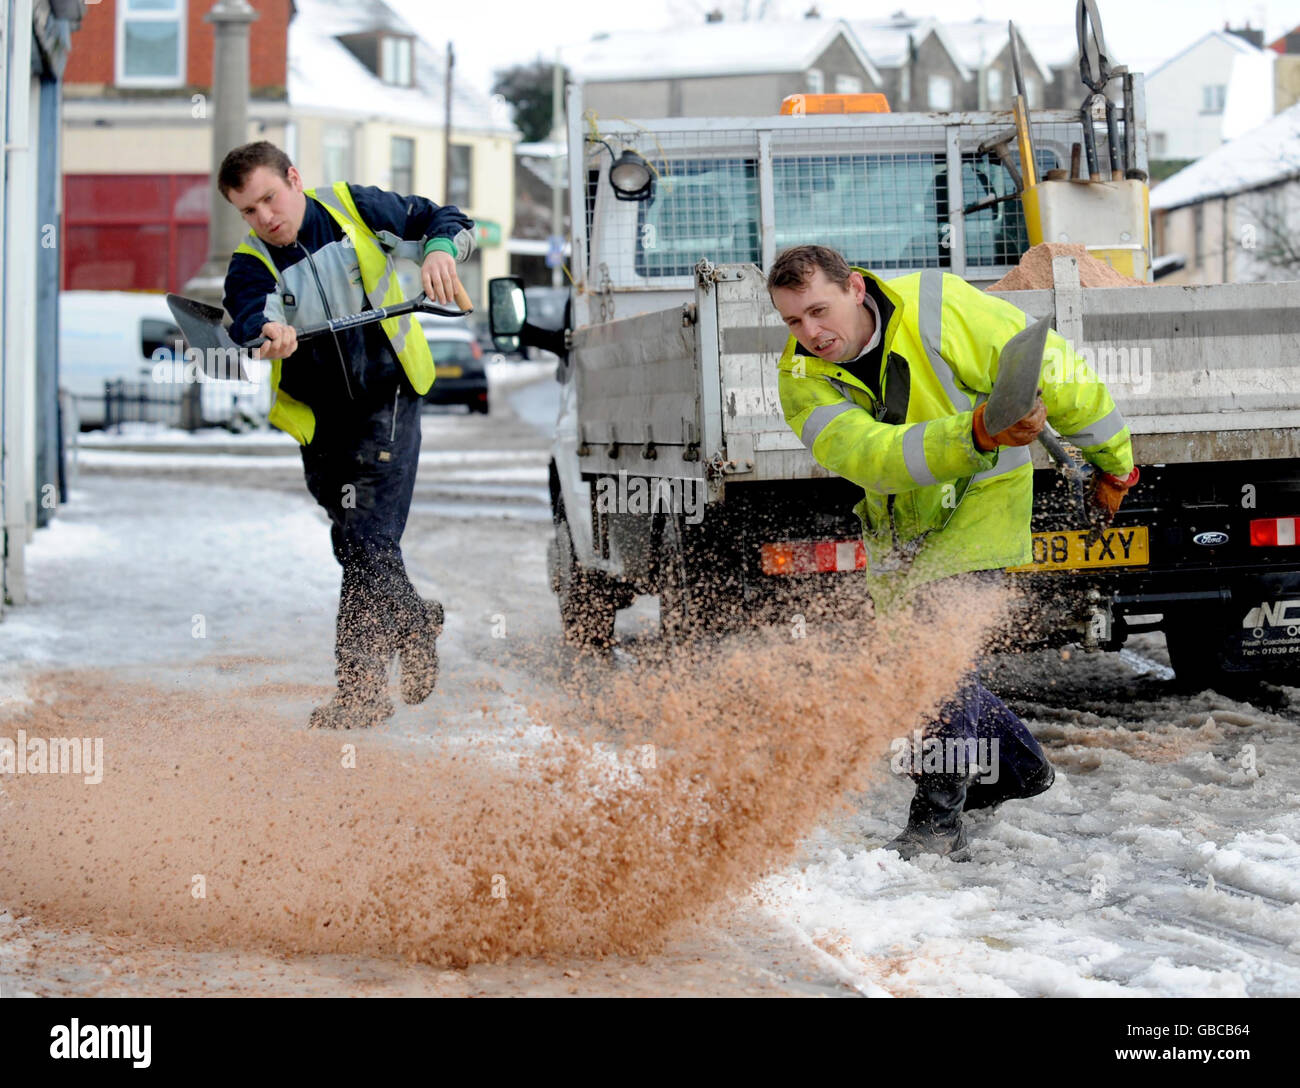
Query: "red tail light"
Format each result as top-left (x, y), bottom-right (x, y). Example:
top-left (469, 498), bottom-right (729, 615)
top-left (1250, 517), bottom-right (1299, 546)
top-left (761, 539), bottom-right (865, 575)
top-left (471, 340), bottom-right (483, 360)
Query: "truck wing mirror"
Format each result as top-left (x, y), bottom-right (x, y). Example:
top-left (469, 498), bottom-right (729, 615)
top-left (488, 276), bottom-right (527, 352)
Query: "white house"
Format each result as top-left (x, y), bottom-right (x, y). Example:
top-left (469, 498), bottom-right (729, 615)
top-left (1145, 30), bottom-right (1271, 161)
top-left (1150, 102), bottom-right (1300, 284)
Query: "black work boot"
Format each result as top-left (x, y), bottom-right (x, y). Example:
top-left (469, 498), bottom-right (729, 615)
top-left (309, 654), bottom-right (395, 730)
top-left (885, 775), bottom-right (972, 862)
top-left (399, 598), bottom-right (444, 705)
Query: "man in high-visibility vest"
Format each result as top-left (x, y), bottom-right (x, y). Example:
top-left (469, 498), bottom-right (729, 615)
top-left (219, 141), bottom-right (475, 730)
top-left (769, 245), bottom-right (1139, 861)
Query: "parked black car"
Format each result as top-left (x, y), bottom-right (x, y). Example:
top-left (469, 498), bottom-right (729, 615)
top-left (420, 318), bottom-right (488, 414)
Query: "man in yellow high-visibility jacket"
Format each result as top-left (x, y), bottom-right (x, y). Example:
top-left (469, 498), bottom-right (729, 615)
top-left (769, 245), bottom-right (1138, 861)
top-left (219, 141), bottom-right (475, 730)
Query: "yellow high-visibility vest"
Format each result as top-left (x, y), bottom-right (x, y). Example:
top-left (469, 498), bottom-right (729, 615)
top-left (233, 181), bottom-right (435, 445)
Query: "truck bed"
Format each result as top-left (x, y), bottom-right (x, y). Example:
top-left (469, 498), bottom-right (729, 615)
top-left (568, 263), bottom-right (1300, 487)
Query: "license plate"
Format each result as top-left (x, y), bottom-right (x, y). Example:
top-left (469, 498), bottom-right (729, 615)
top-left (435, 365), bottom-right (463, 378)
top-left (1007, 526), bottom-right (1149, 572)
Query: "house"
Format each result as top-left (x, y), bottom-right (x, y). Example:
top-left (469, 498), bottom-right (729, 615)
top-left (1150, 102), bottom-right (1300, 285)
top-left (59, 0), bottom-right (516, 305)
top-left (940, 16), bottom-right (1053, 110)
top-left (1268, 25), bottom-right (1300, 112)
top-left (563, 17), bottom-right (883, 119)
top-left (2, 1), bottom-right (90, 610)
top-left (511, 141), bottom-right (569, 286)
top-left (1144, 29), bottom-right (1271, 164)
top-left (848, 15), bottom-right (967, 111)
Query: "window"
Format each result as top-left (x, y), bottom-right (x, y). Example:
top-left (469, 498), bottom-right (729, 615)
top-left (1194, 204), bottom-right (1205, 268)
top-left (381, 36), bottom-right (414, 87)
top-left (635, 158), bottom-right (760, 278)
top-left (773, 152), bottom-right (949, 270)
top-left (962, 148), bottom-right (1057, 267)
top-left (391, 137), bottom-right (415, 194)
top-left (1024, 75), bottom-right (1040, 107)
top-left (987, 68), bottom-right (1003, 106)
top-left (1151, 131), bottom-right (1168, 158)
top-left (928, 75), bottom-right (953, 110)
top-left (116, 0), bottom-right (185, 87)
top-left (806, 68), bottom-right (825, 94)
top-left (448, 144), bottom-right (473, 208)
top-left (1202, 84), bottom-right (1226, 114)
top-left (834, 74), bottom-right (864, 94)
top-left (322, 126), bottom-right (353, 183)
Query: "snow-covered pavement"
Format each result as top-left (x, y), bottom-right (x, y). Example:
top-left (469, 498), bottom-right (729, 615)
top-left (2, 381), bottom-right (1298, 997)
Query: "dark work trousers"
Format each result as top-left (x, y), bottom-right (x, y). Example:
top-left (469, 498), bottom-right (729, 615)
top-left (917, 673), bottom-right (1055, 811)
top-left (300, 382), bottom-right (426, 696)
top-left (900, 571), bottom-right (1054, 814)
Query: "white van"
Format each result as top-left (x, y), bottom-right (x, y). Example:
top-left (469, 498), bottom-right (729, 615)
top-left (59, 290), bottom-right (269, 430)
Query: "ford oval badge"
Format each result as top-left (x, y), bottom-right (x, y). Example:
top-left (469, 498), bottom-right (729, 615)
top-left (1193, 531), bottom-right (1229, 546)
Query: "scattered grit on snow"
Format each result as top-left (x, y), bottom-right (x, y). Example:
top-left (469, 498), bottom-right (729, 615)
top-left (2, 441), bottom-right (1299, 994)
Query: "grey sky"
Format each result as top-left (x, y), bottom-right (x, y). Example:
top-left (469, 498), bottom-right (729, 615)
top-left (387, 0), bottom-right (1300, 94)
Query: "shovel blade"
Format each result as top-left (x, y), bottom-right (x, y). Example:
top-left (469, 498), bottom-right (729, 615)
top-left (983, 315), bottom-right (1052, 435)
top-left (165, 294), bottom-right (252, 382)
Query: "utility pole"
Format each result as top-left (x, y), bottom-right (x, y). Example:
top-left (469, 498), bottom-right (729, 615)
top-left (443, 42), bottom-right (455, 206)
top-left (550, 53), bottom-right (565, 288)
top-left (185, 0), bottom-right (259, 309)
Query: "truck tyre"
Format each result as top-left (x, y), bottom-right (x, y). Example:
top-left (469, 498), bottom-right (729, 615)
top-left (658, 515), bottom-right (738, 644)
top-left (549, 499), bottom-right (628, 652)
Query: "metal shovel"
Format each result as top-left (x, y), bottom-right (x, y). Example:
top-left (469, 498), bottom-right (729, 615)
top-left (987, 314), bottom-right (1089, 478)
top-left (988, 314), bottom-right (1102, 535)
top-left (166, 287), bottom-right (474, 381)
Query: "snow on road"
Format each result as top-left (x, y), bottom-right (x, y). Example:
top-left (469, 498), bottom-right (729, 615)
top-left (3, 383), bottom-right (1299, 997)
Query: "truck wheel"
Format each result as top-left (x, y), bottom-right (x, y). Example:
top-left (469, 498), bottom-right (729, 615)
top-left (1164, 621), bottom-right (1229, 690)
top-left (658, 515), bottom-right (737, 644)
top-left (549, 502), bottom-right (626, 652)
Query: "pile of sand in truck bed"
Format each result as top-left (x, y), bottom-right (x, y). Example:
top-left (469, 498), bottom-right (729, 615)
top-left (987, 243), bottom-right (1150, 291)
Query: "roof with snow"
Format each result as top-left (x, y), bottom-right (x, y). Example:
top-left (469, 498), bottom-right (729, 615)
top-left (288, 0), bottom-right (515, 135)
top-left (1146, 29), bottom-right (1263, 82)
top-left (562, 19), bottom-right (881, 86)
top-left (939, 18), bottom-right (1052, 81)
top-left (848, 17), bottom-right (968, 77)
top-left (1150, 101), bottom-right (1300, 210)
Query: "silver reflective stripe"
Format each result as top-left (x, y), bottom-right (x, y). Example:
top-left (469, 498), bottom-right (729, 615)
top-left (1063, 405), bottom-right (1127, 448)
top-left (972, 443), bottom-right (1032, 481)
top-left (827, 377), bottom-right (859, 402)
top-left (313, 186), bottom-right (389, 309)
top-left (918, 269), bottom-right (970, 412)
top-left (901, 421), bottom-right (938, 486)
top-left (243, 236), bottom-right (288, 324)
top-left (800, 401), bottom-right (856, 450)
top-left (374, 229), bottom-right (425, 264)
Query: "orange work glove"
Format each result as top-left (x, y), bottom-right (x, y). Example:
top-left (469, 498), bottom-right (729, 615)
top-left (1089, 466), bottom-right (1140, 526)
top-left (972, 396), bottom-right (1047, 452)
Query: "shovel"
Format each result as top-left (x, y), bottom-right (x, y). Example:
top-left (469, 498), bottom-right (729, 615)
top-left (166, 287), bottom-right (474, 381)
top-left (987, 314), bottom-right (1090, 479)
top-left (988, 314), bottom-right (1102, 532)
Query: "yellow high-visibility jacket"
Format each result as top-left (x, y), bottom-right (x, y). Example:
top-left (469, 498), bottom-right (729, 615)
top-left (778, 267), bottom-right (1135, 602)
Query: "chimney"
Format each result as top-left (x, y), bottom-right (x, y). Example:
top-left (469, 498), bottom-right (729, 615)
top-left (1226, 24), bottom-right (1264, 48)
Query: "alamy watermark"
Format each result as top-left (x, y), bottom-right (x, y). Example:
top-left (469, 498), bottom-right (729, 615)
top-left (594, 471), bottom-right (705, 526)
top-left (1043, 342), bottom-right (1152, 395)
top-left (0, 730), bottom-right (103, 785)
top-left (890, 730), bottom-right (1000, 783)
top-left (150, 345), bottom-right (263, 386)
